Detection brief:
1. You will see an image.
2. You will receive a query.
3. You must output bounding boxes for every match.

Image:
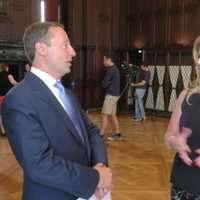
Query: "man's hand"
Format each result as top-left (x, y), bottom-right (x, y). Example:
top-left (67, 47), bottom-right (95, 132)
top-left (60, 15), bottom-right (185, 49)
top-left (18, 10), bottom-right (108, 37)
top-left (94, 163), bottom-right (112, 199)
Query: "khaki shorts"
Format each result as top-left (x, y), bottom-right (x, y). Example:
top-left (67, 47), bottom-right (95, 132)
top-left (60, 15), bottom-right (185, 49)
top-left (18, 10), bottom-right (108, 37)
top-left (101, 95), bottom-right (119, 115)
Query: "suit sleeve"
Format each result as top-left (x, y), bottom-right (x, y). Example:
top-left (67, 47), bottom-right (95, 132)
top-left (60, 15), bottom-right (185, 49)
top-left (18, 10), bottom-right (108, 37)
top-left (80, 109), bottom-right (108, 166)
top-left (68, 90), bottom-right (108, 167)
top-left (2, 94), bottom-right (99, 199)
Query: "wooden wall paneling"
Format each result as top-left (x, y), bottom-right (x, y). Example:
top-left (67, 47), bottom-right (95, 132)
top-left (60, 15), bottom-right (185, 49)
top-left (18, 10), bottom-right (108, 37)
top-left (181, 51), bottom-right (194, 82)
top-left (141, 14), bottom-right (154, 48)
top-left (10, 0), bottom-right (29, 41)
top-left (184, 0), bottom-right (200, 8)
top-left (127, 0), bottom-right (140, 15)
top-left (128, 0), bottom-right (144, 49)
top-left (84, 46), bottom-right (96, 109)
top-left (155, 14), bottom-right (167, 47)
top-left (169, 0), bottom-right (183, 9)
top-left (0, 0), bottom-right (40, 42)
top-left (114, 0), bottom-right (129, 49)
top-left (96, 0), bottom-right (112, 49)
top-left (169, 51), bottom-right (180, 65)
top-left (86, 0), bottom-right (97, 46)
top-left (0, 21), bottom-right (10, 40)
top-left (156, 52), bottom-right (166, 65)
top-left (142, 0), bottom-right (155, 13)
top-left (154, 0), bottom-right (168, 48)
top-left (94, 49), bottom-right (104, 108)
top-left (145, 51), bottom-right (155, 65)
top-left (129, 19), bottom-right (143, 49)
top-left (29, 0), bottom-right (41, 23)
top-left (93, 48), bottom-right (104, 108)
top-left (181, 51), bottom-right (193, 66)
top-left (111, 0), bottom-right (120, 49)
top-left (72, 47), bottom-right (86, 105)
top-left (8, 0), bottom-right (40, 42)
top-left (168, 2), bottom-right (184, 46)
top-left (184, 4), bottom-right (200, 46)
top-left (0, 0), bottom-right (11, 40)
top-left (155, 0), bottom-right (167, 11)
top-left (72, 0), bottom-right (84, 46)
top-left (64, 0), bottom-right (74, 42)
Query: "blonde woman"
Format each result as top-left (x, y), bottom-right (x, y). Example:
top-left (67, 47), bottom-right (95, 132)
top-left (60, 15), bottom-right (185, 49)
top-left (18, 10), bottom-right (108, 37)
top-left (165, 36), bottom-right (200, 200)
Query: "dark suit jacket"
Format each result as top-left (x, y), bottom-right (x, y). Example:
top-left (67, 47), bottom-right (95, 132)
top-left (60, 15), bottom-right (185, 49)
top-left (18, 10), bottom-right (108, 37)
top-left (2, 72), bottom-right (108, 200)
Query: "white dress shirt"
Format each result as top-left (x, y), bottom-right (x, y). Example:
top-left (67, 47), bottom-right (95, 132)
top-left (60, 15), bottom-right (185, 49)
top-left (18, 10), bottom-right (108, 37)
top-left (31, 67), bottom-right (66, 110)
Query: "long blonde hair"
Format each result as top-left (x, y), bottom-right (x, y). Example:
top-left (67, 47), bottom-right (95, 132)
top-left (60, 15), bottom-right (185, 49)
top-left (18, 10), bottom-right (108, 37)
top-left (186, 36), bottom-right (200, 103)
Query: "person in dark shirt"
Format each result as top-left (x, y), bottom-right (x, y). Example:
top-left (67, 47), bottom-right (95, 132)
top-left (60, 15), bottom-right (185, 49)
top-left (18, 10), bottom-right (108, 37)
top-left (100, 53), bottom-right (121, 141)
top-left (164, 35), bottom-right (200, 200)
top-left (131, 62), bottom-right (150, 122)
top-left (0, 64), bottom-right (17, 96)
top-left (0, 64), bottom-right (17, 135)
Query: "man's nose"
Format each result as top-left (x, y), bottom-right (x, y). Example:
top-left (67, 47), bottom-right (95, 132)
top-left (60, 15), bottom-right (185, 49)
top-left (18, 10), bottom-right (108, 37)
top-left (70, 46), bottom-right (76, 57)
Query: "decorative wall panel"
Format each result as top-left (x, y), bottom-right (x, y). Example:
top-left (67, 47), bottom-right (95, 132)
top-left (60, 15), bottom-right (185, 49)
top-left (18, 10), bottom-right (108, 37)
top-left (180, 65), bottom-right (192, 88)
top-left (145, 65), bottom-right (155, 109)
top-left (155, 66), bottom-right (166, 111)
top-left (144, 64), bottom-right (194, 114)
top-left (168, 66), bottom-right (179, 111)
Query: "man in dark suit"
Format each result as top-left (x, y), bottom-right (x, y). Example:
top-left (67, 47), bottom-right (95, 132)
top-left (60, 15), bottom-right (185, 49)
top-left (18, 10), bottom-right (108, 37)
top-left (2, 22), bottom-right (112, 200)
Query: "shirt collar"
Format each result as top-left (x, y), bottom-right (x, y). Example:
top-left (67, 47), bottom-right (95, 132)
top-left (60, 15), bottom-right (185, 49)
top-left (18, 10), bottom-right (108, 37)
top-left (30, 67), bottom-right (59, 88)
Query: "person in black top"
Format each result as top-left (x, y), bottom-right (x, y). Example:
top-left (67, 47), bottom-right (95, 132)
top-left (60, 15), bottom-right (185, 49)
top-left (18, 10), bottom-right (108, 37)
top-left (131, 62), bottom-right (150, 122)
top-left (165, 35), bottom-right (200, 200)
top-left (100, 53), bottom-right (121, 141)
top-left (0, 64), bottom-right (17, 135)
top-left (0, 64), bottom-right (17, 95)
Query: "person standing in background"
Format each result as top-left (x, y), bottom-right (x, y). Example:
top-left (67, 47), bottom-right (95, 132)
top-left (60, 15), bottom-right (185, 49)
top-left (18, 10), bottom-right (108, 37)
top-left (131, 62), bottom-right (150, 122)
top-left (0, 64), bottom-right (17, 135)
top-left (2, 22), bottom-right (112, 200)
top-left (25, 63), bottom-right (31, 72)
top-left (100, 53), bottom-right (121, 141)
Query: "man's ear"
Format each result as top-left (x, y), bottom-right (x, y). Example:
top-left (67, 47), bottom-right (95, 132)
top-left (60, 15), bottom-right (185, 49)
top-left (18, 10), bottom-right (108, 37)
top-left (35, 42), bottom-right (47, 56)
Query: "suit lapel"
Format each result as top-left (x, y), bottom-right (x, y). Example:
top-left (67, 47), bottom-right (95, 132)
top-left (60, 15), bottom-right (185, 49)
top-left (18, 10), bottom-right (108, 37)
top-left (67, 91), bottom-right (92, 161)
top-left (25, 73), bottom-right (85, 146)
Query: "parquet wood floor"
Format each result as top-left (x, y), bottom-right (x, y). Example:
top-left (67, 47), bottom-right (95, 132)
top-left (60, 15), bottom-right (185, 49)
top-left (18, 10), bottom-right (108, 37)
top-left (0, 112), bottom-right (174, 200)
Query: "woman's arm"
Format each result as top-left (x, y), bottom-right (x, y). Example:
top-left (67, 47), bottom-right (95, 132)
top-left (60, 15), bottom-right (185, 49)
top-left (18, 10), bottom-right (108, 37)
top-left (164, 89), bottom-right (192, 166)
top-left (8, 74), bottom-right (18, 86)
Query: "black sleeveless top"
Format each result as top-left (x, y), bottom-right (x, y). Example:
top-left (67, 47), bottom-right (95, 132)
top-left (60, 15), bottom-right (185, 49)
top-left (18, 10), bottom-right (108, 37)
top-left (0, 71), bottom-right (13, 96)
top-left (171, 93), bottom-right (200, 194)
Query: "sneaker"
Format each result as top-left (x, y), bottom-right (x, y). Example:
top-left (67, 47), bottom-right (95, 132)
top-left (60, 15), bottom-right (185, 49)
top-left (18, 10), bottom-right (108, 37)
top-left (133, 118), bottom-right (143, 122)
top-left (107, 133), bottom-right (122, 141)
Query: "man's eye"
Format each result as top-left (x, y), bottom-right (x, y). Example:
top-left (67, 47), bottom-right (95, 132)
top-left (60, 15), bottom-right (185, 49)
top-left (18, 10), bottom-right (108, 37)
top-left (63, 44), bottom-right (69, 48)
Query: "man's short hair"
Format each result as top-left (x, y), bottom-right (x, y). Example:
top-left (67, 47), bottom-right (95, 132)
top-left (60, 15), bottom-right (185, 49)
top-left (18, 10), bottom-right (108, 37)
top-left (23, 21), bottom-right (64, 63)
top-left (104, 52), bottom-right (116, 63)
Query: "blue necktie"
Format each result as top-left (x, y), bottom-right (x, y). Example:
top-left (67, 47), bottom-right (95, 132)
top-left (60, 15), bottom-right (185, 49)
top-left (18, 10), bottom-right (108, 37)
top-left (54, 81), bottom-right (84, 142)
